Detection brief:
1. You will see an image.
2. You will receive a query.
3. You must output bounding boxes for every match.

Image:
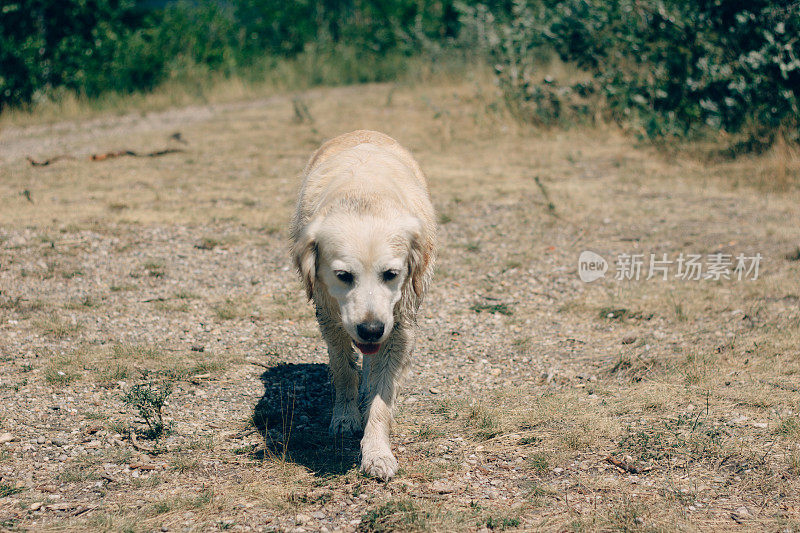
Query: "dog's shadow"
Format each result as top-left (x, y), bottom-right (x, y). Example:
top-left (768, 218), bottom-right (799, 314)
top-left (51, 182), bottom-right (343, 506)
top-left (252, 363), bottom-right (360, 476)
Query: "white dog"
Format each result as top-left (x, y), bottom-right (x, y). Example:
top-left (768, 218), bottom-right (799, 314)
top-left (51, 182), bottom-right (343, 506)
top-left (290, 130), bottom-right (435, 480)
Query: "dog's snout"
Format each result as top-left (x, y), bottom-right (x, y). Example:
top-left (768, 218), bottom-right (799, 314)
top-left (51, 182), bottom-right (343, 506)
top-left (356, 321), bottom-right (384, 343)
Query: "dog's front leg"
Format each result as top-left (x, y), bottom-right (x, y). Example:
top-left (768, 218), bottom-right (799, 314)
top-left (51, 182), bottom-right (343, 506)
top-left (320, 319), bottom-right (362, 438)
top-left (360, 326), bottom-right (412, 480)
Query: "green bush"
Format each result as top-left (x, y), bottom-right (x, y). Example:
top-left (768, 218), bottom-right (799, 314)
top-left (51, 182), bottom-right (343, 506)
top-left (460, 0), bottom-right (800, 148)
top-left (0, 0), bottom-right (472, 110)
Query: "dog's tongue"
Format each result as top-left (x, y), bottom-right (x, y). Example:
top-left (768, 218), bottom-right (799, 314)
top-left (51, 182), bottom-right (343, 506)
top-left (355, 343), bottom-right (381, 355)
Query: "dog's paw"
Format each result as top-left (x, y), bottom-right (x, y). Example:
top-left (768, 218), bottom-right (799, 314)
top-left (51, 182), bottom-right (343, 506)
top-left (360, 446), bottom-right (398, 481)
top-left (329, 411), bottom-right (363, 438)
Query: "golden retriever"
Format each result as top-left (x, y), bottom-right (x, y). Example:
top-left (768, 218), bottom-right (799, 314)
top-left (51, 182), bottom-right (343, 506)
top-left (290, 130), bottom-right (435, 480)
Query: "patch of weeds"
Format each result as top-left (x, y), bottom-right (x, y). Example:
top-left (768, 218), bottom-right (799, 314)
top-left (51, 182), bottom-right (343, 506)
top-left (470, 303), bottom-right (513, 316)
top-left (517, 435), bottom-right (540, 445)
top-left (526, 482), bottom-right (556, 507)
top-left (599, 307), bottom-right (633, 320)
top-left (213, 298), bottom-right (250, 320)
top-left (108, 420), bottom-right (131, 436)
top-left (195, 237), bottom-right (221, 250)
top-left (359, 499), bottom-right (429, 532)
top-left (148, 498), bottom-right (174, 516)
top-left (563, 423), bottom-right (593, 450)
top-left (684, 352), bottom-right (713, 385)
top-left (187, 489), bottom-right (213, 509)
top-left (170, 456), bottom-right (201, 473)
top-left (482, 515), bottom-right (520, 530)
top-left (605, 499), bottom-right (648, 531)
top-left (110, 284), bottom-right (136, 292)
top-left (58, 464), bottom-right (98, 483)
top-left (789, 449), bottom-right (800, 476)
top-left (512, 336), bottom-right (531, 351)
top-left (98, 363), bottom-right (130, 384)
top-left (467, 402), bottom-right (500, 440)
top-left (233, 443), bottom-right (258, 455)
top-left (527, 452), bottom-right (550, 474)
top-left (417, 424), bottom-right (443, 440)
top-left (35, 314), bottom-right (82, 338)
top-left (465, 242), bottom-right (481, 252)
top-left (62, 269), bottom-right (85, 279)
top-left (143, 261), bottom-right (165, 278)
top-left (609, 354), bottom-right (659, 382)
top-left (44, 356), bottom-right (81, 386)
top-left (154, 299), bottom-right (189, 312)
top-left (174, 290), bottom-right (198, 299)
top-left (122, 381), bottom-right (173, 440)
top-left (111, 343), bottom-right (161, 360)
top-left (0, 483), bottom-right (23, 497)
top-left (777, 417), bottom-right (800, 439)
top-left (619, 412), bottom-right (726, 468)
top-left (187, 359), bottom-right (227, 376)
top-left (438, 212), bottom-right (453, 224)
top-left (433, 399), bottom-right (455, 417)
top-left (64, 295), bottom-right (99, 309)
top-left (0, 296), bottom-right (44, 313)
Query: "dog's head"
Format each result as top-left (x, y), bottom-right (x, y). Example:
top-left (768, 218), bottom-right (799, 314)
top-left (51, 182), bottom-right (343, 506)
top-left (292, 212), bottom-right (428, 355)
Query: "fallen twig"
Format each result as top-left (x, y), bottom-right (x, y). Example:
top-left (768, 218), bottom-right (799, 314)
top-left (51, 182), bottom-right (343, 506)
top-left (246, 357), bottom-right (273, 369)
top-left (27, 155), bottom-right (74, 166)
top-left (27, 148), bottom-right (184, 167)
top-left (605, 455), bottom-right (650, 474)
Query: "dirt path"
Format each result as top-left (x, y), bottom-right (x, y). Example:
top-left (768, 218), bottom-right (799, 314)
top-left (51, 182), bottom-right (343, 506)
top-left (1, 82), bottom-right (799, 532)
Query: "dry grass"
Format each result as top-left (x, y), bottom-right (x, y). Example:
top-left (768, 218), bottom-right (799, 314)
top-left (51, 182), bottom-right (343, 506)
top-left (0, 77), bottom-right (798, 531)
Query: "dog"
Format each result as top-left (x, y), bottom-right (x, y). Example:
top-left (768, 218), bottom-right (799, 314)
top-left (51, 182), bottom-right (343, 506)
top-left (290, 130), bottom-right (435, 480)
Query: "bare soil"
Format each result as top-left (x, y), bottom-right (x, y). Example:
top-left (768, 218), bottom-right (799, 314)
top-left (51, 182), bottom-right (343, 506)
top-left (0, 81), bottom-right (799, 532)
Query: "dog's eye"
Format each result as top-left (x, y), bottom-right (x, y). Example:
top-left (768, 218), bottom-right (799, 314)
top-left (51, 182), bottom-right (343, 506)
top-left (382, 270), bottom-right (398, 282)
top-left (335, 270), bottom-right (354, 284)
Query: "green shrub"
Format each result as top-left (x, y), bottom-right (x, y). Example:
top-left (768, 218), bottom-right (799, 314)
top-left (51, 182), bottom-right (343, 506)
top-left (0, 0), bottom-right (472, 110)
top-left (460, 0), bottom-right (800, 148)
top-left (122, 381), bottom-right (173, 440)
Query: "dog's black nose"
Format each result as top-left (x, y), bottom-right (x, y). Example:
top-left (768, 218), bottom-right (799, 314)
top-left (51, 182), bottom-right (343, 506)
top-left (356, 321), bottom-right (384, 343)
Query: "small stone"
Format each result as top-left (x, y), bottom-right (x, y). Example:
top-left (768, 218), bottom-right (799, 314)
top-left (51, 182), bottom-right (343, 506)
top-left (0, 433), bottom-right (17, 444)
top-left (29, 502), bottom-right (43, 511)
top-left (732, 506), bottom-right (751, 522)
top-left (621, 336), bottom-right (637, 344)
top-left (295, 513), bottom-right (312, 525)
top-left (311, 511), bottom-right (325, 519)
top-left (429, 387), bottom-right (441, 394)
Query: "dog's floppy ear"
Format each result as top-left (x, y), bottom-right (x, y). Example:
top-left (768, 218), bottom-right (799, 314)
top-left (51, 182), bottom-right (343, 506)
top-left (405, 218), bottom-right (432, 300)
top-left (292, 220), bottom-right (320, 300)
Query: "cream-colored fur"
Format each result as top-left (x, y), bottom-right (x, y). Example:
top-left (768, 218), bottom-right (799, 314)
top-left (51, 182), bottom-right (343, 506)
top-left (290, 130), bottom-right (435, 480)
